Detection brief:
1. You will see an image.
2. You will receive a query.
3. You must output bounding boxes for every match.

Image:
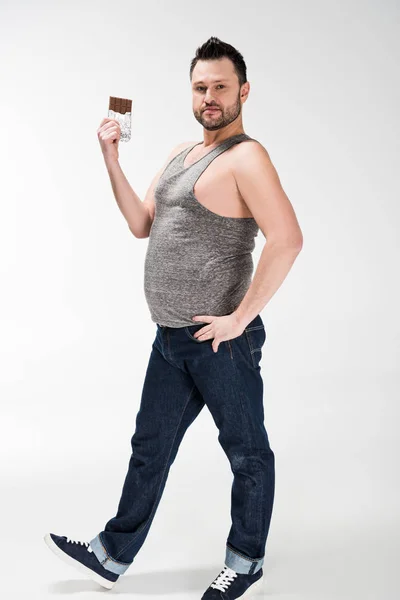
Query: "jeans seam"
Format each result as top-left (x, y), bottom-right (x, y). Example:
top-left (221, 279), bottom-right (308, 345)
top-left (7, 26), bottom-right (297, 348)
top-left (244, 327), bottom-right (265, 368)
top-left (98, 532), bottom-right (131, 566)
top-left (112, 383), bottom-right (197, 561)
top-left (244, 329), bottom-right (257, 369)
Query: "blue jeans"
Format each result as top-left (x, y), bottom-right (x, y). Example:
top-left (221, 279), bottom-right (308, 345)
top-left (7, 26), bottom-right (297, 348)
top-left (90, 314), bottom-right (275, 576)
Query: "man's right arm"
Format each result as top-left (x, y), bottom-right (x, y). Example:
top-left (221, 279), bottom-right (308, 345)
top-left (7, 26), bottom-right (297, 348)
top-left (104, 141), bottom-right (195, 239)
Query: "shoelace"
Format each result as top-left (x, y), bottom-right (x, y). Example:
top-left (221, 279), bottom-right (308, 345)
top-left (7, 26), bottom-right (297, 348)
top-left (66, 537), bottom-right (93, 552)
top-left (210, 566), bottom-right (238, 591)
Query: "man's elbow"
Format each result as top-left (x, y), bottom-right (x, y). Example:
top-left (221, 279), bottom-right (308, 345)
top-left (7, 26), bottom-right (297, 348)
top-left (128, 209), bottom-right (154, 238)
top-left (285, 224), bottom-right (304, 252)
top-left (292, 232), bottom-right (303, 252)
top-left (266, 230), bottom-right (303, 252)
top-left (128, 224), bottom-right (150, 239)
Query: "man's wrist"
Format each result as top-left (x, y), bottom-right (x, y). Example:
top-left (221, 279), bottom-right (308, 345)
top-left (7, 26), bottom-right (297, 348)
top-left (103, 155), bottom-right (119, 170)
top-left (232, 310), bottom-right (251, 331)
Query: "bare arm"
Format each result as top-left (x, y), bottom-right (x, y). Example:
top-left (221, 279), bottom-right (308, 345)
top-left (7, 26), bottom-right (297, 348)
top-left (231, 141), bottom-right (303, 327)
top-left (97, 118), bottom-right (195, 239)
top-left (104, 159), bottom-right (152, 238)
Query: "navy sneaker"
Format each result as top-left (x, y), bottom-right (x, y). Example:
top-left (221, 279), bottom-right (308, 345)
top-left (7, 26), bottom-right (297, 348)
top-left (201, 565), bottom-right (264, 599)
top-left (44, 533), bottom-right (119, 589)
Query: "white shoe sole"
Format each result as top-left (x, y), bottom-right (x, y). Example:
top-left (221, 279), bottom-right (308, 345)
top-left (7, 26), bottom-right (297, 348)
top-left (43, 533), bottom-right (117, 590)
top-left (237, 574), bottom-right (264, 598)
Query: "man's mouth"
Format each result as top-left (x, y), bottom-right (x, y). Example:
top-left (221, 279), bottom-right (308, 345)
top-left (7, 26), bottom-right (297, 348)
top-left (204, 108), bottom-right (220, 113)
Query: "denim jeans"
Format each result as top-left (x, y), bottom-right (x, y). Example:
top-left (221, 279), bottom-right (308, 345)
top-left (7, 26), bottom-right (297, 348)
top-left (90, 314), bottom-right (275, 576)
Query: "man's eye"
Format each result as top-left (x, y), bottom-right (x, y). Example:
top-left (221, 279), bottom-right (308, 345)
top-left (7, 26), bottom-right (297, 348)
top-left (195, 85), bottom-right (224, 91)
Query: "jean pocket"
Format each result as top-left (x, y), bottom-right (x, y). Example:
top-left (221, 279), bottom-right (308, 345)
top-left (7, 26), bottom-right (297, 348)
top-left (184, 325), bottom-right (208, 343)
top-left (244, 325), bottom-right (266, 368)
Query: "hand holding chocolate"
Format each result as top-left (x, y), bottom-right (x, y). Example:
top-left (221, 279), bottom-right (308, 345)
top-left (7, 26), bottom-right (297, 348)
top-left (108, 96), bottom-right (132, 143)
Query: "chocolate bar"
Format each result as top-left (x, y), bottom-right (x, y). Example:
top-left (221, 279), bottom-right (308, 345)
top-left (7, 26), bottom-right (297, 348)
top-left (108, 96), bottom-right (132, 142)
top-left (108, 96), bottom-right (132, 114)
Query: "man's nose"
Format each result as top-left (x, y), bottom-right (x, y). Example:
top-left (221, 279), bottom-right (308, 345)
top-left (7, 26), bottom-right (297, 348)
top-left (204, 90), bottom-right (216, 103)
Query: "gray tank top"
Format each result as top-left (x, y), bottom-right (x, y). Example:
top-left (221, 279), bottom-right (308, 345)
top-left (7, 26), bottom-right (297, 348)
top-left (143, 133), bottom-right (259, 327)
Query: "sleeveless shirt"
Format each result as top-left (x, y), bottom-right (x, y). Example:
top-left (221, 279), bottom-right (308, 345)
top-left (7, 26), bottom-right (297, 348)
top-left (143, 133), bottom-right (260, 328)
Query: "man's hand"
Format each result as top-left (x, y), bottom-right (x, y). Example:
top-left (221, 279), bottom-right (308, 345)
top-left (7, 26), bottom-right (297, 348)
top-left (191, 312), bottom-right (245, 353)
top-left (97, 117), bottom-right (121, 163)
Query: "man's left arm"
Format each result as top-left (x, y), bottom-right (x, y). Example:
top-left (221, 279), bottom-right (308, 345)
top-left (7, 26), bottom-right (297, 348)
top-left (232, 141), bottom-right (303, 329)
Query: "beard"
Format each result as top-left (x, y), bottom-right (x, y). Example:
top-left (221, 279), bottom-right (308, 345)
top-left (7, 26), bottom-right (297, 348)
top-left (193, 92), bottom-right (242, 131)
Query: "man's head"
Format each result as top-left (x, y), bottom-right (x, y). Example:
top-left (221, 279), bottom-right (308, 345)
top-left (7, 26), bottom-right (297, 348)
top-left (189, 36), bottom-right (250, 131)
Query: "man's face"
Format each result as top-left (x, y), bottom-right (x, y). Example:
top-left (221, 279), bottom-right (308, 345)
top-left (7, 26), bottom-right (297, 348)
top-left (191, 58), bottom-right (248, 131)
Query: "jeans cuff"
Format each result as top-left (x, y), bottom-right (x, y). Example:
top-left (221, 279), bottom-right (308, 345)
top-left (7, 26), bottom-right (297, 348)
top-left (89, 533), bottom-right (132, 575)
top-left (225, 543), bottom-right (264, 575)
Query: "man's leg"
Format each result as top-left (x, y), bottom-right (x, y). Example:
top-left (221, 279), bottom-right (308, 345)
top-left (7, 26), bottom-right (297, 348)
top-left (186, 316), bottom-right (275, 576)
top-left (90, 331), bottom-right (205, 575)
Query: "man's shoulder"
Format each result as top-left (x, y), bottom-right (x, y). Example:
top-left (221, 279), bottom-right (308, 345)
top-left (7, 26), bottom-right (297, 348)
top-left (236, 138), bottom-right (268, 157)
top-left (231, 138), bottom-right (272, 168)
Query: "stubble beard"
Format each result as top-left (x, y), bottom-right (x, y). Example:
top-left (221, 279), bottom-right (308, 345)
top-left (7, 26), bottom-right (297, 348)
top-left (194, 93), bottom-right (242, 131)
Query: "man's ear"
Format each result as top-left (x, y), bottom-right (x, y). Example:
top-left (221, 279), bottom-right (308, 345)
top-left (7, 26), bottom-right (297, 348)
top-left (241, 81), bottom-right (250, 103)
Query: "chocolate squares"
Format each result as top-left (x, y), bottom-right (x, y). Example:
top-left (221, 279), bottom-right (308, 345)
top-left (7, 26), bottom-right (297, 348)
top-left (108, 96), bottom-right (132, 115)
top-left (108, 95), bottom-right (132, 142)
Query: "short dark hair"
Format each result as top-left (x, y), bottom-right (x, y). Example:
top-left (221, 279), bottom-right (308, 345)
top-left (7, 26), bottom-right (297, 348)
top-left (189, 36), bottom-right (247, 87)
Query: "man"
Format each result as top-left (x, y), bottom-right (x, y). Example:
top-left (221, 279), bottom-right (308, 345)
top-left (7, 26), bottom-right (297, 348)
top-left (44, 36), bottom-right (303, 599)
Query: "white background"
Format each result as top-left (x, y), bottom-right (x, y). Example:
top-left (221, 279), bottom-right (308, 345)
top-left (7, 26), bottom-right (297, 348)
top-left (1, 0), bottom-right (399, 598)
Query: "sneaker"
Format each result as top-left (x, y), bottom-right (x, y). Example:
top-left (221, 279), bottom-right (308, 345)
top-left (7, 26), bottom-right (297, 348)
top-left (201, 565), bottom-right (264, 599)
top-left (43, 532), bottom-right (119, 589)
